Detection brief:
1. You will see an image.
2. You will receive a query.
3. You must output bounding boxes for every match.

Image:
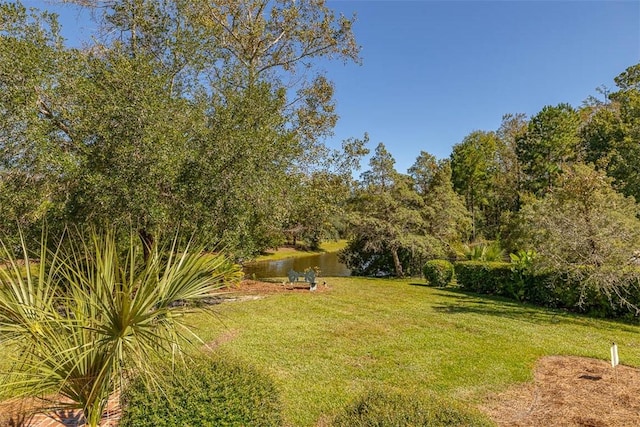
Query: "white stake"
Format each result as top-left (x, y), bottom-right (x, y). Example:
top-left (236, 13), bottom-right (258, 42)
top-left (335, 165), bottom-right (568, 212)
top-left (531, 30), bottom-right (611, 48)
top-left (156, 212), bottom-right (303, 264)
top-left (611, 342), bottom-right (619, 368)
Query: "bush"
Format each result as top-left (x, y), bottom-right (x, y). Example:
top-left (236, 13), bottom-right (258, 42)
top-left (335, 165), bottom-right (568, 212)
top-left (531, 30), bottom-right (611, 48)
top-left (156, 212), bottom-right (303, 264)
top-left (455, 261), bottom-right (613, 308)
top-left (423, 259), bottom-right (454, 287)
top-left (119, 353), bottom-right (283, 427)
top-left (532, 267), bottom-right (640, 318)
top-left (454, 261), bottom-right (515, 296)
top-left (454, 260), bottom-right (640, 320)
top-left (330, 389), bottom-right (493, 426)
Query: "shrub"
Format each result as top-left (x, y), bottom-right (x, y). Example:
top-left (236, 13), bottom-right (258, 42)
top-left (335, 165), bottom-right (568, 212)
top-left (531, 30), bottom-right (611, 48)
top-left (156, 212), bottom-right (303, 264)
top-left (423, 259), bottom-right (454, 287)
top-left (533, 267), bottom-right (640, 318)
top-left (329, 389), bottom-right (493, 426)
top-left (454, 261), bottom-right (514, 296)
top-left (119, 353), bottom-right (283, 427)
top-left (454, 259), bottom-right (640, 320)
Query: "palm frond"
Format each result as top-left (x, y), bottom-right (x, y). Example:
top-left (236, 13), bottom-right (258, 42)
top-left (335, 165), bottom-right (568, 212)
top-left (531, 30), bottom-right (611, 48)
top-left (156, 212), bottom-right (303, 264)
top-left (0, 227), bottom-right (242, 426)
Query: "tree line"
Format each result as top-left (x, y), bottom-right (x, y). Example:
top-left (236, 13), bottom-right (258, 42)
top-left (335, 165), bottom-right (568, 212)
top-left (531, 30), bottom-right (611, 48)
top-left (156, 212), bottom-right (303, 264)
top-left (2, 1), bottom-right (640, 281)
top-left (342, 63), bottom-right (640, 281)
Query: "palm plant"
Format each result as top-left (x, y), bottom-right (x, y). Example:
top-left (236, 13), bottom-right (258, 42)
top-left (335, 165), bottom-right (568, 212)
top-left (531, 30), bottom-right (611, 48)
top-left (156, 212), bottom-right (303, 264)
top-left (464, 241), bottom-right (505, 262)
top-left (0, 228), bottom-right (242, 426)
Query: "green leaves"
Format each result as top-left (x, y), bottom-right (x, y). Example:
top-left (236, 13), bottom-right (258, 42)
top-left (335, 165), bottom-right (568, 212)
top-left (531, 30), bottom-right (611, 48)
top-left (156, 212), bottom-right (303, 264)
top-left (517, 163), bottom-right (640, 309)
top-left (516, 103), bottom-right (581, 196)
top-left (1, 0), bottom-right (361, 256)
top-left (343, 145), bottom-right (468, 277)
top-left (0, 228), bottom-right (241, 425)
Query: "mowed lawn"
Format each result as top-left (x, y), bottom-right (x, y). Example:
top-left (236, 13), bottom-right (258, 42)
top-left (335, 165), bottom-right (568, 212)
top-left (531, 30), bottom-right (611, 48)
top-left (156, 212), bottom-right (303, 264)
top-left (191, 277), bottom-right (640, 426)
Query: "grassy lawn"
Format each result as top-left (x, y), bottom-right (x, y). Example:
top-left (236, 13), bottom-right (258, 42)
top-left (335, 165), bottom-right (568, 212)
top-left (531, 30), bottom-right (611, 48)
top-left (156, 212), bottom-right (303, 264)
top-left (253, 240), bottom-right (347, 262)
top-left (191, 277), bottom-right (640, 426)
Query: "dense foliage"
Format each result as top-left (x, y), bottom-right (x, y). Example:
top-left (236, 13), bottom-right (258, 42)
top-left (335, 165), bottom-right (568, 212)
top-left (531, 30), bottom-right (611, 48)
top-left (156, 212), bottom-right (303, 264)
top-left (519, 164), bottom-right (640, 268)
top-left (454, 261), bottom-right (525, 301)
top-left (0, 0), bottom-right (360, 256)
top-left (120, 354), bottom-right (283, 427)
top-left (423, 259), bottom-right (455, 287)
top-left (454, 261), bottom-right (640, 319)
top-left (2, 0), bottom-right (640, 311)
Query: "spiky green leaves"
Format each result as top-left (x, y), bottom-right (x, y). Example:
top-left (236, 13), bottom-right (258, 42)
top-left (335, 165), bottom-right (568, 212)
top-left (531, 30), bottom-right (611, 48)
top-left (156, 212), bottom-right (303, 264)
top-left (0, 228), bottom-right (241, 426)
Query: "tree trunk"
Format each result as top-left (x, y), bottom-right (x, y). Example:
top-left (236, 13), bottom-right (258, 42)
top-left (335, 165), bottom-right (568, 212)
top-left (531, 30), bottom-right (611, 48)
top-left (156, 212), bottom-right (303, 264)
top-left (391, 247), bottom-right (404, 278)
top-left (139, 228), bottom-right (154, 263)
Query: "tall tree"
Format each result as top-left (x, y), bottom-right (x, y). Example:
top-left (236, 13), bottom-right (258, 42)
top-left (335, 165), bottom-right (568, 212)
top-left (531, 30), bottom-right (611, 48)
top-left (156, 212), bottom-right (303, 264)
top-left (0, 0), bottom-right (360, 256)
top-left (64, 49), bottom-right (193, 256)
top-left (422, 160), bottom-right (471, 246)
top-left (409, 153), bottom-right (470, 246)
top-left (516, 103), bottom-right (581, 196)
top-left (450, 116), bottom-right (528, 243)
top-left (495, 113), bottom-right (527, 211)
top-left (342, 143), bottom-right (437, 277)
top-left (450, 130), bottom-right (500, 240)
top-left (0, 2), bottom-right (69, 239)
top-left (581, 63), bottom-right (640, 203)
top-left (408, 150), bottom-right (438, 197)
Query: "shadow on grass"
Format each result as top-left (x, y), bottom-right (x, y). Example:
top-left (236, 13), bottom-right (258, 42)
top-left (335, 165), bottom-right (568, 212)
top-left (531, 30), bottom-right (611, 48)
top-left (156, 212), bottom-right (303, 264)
top-left (408, 282), bottom-right (561, 324)
top-left (423, 286), bottom-right (639, 331)
top-left (432, 297), bottom-right (564, 325)
top-left (408, 282), bottom-right (449, 289)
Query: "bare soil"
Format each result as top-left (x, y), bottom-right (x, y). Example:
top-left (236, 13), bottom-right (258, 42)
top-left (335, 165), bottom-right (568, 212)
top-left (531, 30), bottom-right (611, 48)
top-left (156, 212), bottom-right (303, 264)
top-left (222, 278), bottom-right (332, 295)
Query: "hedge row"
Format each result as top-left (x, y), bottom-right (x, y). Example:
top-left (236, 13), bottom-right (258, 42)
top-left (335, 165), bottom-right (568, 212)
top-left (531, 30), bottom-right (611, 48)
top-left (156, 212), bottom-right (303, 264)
top-left (453, 261), bottom-right (640, 319)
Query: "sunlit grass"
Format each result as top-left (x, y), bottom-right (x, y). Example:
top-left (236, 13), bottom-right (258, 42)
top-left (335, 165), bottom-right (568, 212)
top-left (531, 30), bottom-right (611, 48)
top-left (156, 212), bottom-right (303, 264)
top-left (253, 239), bottom-right (347, 262)
top-left (190, 277), bottom-right (640, 426)
top-left (318, 240), bottom-right (348, 253)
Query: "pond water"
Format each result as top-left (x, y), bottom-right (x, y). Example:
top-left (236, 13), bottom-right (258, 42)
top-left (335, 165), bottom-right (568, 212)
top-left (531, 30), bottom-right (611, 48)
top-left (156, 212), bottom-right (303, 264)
top-left (243, 251), bottom-right (351, 279)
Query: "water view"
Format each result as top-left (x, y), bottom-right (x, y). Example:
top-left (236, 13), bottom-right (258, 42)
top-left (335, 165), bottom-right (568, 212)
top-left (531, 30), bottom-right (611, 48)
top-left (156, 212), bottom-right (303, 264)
top-left (243, 252), bottom-right (351, 279)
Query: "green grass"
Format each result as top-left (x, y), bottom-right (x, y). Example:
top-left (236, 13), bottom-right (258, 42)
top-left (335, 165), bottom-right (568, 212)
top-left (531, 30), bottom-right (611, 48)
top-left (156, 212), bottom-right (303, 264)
top-left (190, 277), bottom-right (640, 426)
top-left (253, 239), bottom-right (347, 262)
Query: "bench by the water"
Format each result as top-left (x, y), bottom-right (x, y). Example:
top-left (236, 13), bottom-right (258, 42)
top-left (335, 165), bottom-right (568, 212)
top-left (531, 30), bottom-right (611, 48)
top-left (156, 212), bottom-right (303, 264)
top-left (288, 268), bottom-right (318, 290)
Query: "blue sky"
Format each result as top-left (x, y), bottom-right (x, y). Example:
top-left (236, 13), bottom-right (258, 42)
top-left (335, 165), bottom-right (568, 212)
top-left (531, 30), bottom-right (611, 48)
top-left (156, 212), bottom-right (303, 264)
top-left (324, 0), bottom-right (640, 172)
top-left (23, 0), bottom-right (640, 173)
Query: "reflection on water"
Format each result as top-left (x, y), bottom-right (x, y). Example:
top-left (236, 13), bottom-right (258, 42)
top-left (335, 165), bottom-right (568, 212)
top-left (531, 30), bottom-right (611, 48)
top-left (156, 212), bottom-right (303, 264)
top-left (243, 251), bottom-right (351, 278)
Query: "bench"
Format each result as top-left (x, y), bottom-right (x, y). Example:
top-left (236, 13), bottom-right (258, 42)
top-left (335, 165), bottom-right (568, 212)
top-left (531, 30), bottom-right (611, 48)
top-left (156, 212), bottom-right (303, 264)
top-left (288, 268), bottom-right (318, 290)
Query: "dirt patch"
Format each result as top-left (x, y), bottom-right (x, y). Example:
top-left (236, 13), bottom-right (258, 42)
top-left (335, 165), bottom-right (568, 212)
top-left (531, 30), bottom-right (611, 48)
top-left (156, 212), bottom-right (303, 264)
top-left (222, 279), bottom-right (331, 295)
top-left (481, 355), bottom-right (640, 426)
top-left (204, 329), bottom-right (240, 351)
